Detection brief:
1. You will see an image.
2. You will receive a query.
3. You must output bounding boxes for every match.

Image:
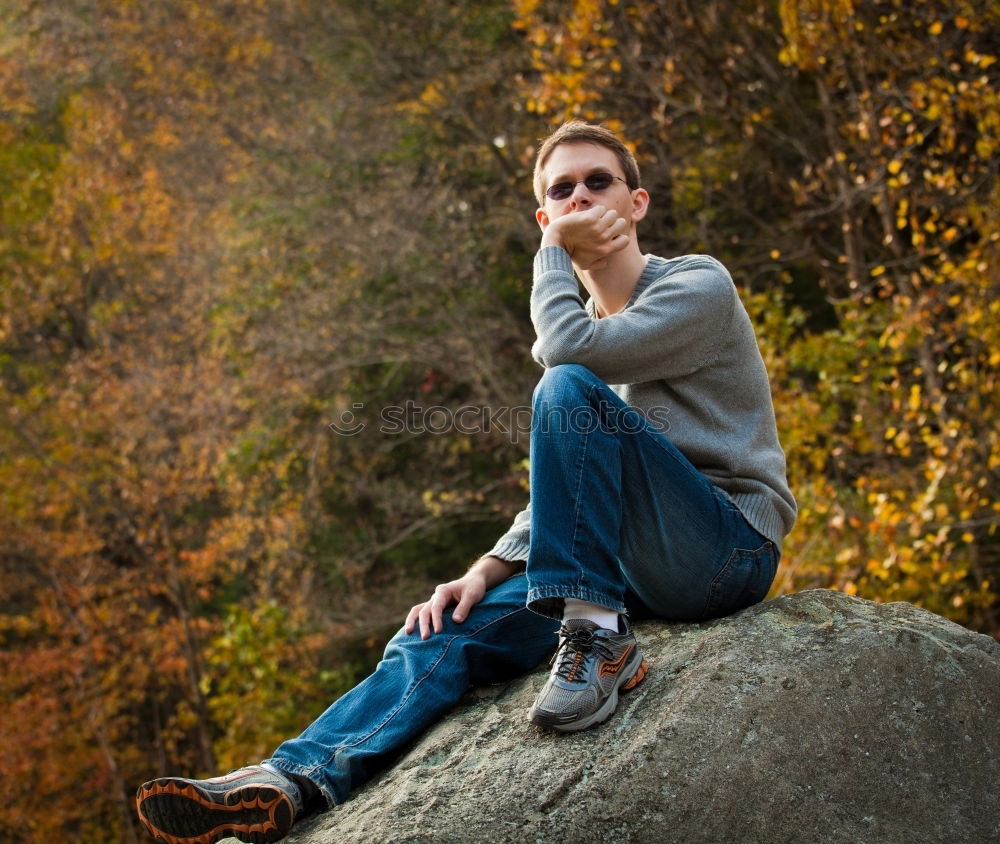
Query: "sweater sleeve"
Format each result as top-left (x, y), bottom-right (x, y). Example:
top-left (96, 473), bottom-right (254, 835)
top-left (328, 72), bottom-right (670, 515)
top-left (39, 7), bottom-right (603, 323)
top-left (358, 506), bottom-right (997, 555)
top-left (530, 247), bottom-right (737, 384)
top-left (484, 503), bottom-right (531, 563)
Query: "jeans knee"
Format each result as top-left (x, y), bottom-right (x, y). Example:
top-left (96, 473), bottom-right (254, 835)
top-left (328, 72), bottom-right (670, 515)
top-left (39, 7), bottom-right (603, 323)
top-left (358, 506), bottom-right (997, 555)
top-left (532, 364), bottom-right (616, 438)
top-left (533, 364), bottom-right (600, 406)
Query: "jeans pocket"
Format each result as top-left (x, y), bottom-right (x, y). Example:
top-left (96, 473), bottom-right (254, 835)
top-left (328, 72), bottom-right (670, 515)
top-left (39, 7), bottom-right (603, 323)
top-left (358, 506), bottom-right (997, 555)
top-left (703, 541), bottom-right (778, 619)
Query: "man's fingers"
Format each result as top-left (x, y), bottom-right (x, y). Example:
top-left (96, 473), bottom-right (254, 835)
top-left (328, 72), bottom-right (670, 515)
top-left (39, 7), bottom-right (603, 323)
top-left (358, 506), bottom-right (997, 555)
top-left (405, 602), bottom-right (427, 635)
top-left (597, 211), bottom-right (627, 241)
top-left (415, 585), bottom-right (450, 639)
top-left (431, 592), bottom-right (445, 635)
top-left (408, 578), bottom-right (485, 637)
top-left (452, 591), bottom-right (475, 623)
top-left (419, 603), bottom-right (433, 639)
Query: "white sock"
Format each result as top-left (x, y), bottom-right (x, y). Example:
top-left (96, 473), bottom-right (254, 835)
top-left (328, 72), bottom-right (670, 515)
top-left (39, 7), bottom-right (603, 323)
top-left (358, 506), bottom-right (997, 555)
top-left (562, 598), bottom-right (620, 632)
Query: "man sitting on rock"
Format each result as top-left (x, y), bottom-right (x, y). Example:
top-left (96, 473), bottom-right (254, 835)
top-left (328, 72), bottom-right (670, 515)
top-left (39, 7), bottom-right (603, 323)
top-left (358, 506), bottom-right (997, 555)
top-left (135, 120), bottom-right (796, 844)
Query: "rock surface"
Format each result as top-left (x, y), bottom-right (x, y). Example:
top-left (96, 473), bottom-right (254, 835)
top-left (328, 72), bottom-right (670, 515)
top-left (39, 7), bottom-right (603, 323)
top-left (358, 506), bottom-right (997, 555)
top-left (280, 590), bottom-right (999, 843)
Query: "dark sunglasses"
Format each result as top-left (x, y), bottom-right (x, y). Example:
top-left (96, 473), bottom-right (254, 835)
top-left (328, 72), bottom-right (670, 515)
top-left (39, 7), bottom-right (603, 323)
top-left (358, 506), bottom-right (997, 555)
top-left (545, 172), bottom-right (628, 201)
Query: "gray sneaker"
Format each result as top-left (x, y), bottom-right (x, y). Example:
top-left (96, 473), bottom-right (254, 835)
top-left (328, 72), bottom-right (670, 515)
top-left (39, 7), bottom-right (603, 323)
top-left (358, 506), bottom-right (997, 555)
top-left (528, 618), bottom-right (648, 732)
top-left (135, 765), bottom-right (303, 844)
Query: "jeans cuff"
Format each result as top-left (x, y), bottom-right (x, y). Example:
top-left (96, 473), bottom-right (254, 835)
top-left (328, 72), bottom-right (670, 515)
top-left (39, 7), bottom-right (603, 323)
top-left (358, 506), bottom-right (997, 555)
top-left (526, 586), bottom-right (626, 619)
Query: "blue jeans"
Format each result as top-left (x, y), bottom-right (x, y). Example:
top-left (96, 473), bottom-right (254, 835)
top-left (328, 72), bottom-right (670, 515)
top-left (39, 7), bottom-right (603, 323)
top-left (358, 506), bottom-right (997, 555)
top-left (267, 364), bottom-right (777, 807)
top-left (265, 574), bottom-right (558, 808)
top-left (526, 364), bottom-right (778, 621)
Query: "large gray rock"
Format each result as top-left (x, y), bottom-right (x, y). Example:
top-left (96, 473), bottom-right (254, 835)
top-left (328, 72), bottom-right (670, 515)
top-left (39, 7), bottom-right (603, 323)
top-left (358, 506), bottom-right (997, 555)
top-left (284, 590), bottom-right (1000, 843)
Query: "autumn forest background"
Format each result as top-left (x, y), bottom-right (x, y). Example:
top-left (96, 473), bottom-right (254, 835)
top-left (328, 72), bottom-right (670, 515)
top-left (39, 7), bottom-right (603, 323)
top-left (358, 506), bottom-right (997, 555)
top-left (1, 0), bottom-right (997, 839)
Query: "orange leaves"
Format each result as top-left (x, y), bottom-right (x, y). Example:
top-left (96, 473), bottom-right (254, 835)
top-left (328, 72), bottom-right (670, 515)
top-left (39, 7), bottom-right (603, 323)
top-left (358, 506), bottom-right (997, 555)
top-left (777, 0), bottom-right (858, 70)
top-left (1, 0), bottom-right (998, 837)
top-left (749, 237), bottom-right (999, 630)
top-left (225, 33), bottom-right (275, 66)
top-left (0, 2), bottom-right (314, 834)
top-left (515, 0), bottom-right (623, 119)
top-left (762, 0), bottom-right (999, 632)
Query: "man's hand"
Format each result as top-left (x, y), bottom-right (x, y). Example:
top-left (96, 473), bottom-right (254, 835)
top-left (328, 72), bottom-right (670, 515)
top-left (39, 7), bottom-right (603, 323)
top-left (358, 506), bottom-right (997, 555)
top-left (541, 205), bottom-right (630, 270)
top-left (404, 571), bottom-right (487, 640)
top-left (403, 555), bottom-right (522, 640)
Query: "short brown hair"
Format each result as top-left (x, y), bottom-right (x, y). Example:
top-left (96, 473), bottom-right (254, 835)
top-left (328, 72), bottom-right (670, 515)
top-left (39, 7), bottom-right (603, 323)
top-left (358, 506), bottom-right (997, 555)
top-left (533, 121), bottom-right (641, 203)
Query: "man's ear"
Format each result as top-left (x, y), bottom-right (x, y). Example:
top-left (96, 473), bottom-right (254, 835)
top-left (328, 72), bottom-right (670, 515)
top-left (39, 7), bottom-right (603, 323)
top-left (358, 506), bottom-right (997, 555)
top-left (535, 207), bottom-right (550, 231)
top-left (630, 188), bottom-right (650, 223)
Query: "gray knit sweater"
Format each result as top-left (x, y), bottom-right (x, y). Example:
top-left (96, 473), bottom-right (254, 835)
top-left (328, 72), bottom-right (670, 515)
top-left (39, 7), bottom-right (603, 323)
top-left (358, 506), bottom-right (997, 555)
top-left (486, 246), bottom-right (796, 563)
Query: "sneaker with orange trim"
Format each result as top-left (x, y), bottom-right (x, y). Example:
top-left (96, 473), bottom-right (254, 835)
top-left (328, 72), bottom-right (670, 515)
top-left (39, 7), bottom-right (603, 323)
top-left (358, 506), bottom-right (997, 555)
top-left (135, 765), bottom-right (303, 844)
top-left (528, 617), bottom-right (648, 732)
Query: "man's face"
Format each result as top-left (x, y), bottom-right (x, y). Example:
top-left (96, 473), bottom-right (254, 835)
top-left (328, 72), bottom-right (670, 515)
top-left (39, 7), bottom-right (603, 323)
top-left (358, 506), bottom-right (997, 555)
top-left (535, 142), bottom-right (647, 230)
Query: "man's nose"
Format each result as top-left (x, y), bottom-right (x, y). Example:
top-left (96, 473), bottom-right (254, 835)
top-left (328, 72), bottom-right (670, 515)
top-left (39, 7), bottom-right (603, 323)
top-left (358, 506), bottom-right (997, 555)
top-left (568, 182), bottom-right (593, 208)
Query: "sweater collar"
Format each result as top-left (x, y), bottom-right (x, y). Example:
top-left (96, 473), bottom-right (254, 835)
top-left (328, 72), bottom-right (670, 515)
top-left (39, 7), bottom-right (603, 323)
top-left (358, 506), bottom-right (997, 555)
top-left (628, 253), bottom-right (665, 306)
top-left (587, 253), bottom-right (664, 317)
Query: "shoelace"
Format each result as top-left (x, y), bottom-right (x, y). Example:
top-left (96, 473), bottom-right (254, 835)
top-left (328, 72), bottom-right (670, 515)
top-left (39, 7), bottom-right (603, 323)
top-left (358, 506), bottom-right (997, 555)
top-left (551, 625), bottom-right (615, 683)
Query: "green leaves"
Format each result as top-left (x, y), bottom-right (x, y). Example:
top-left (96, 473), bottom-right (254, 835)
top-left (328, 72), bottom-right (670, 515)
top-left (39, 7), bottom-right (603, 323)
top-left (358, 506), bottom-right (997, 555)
top-left (1, 0), bottom-right (997, 838)
top-left (204, 602), bottom-right (357, 771)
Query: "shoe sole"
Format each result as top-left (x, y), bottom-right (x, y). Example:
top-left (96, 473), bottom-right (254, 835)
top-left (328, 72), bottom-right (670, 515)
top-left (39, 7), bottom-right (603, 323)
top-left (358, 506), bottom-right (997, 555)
top-left (135, 778), bottom-right (293, 844)
top-left (529, 650), bottom-right (650, 733)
